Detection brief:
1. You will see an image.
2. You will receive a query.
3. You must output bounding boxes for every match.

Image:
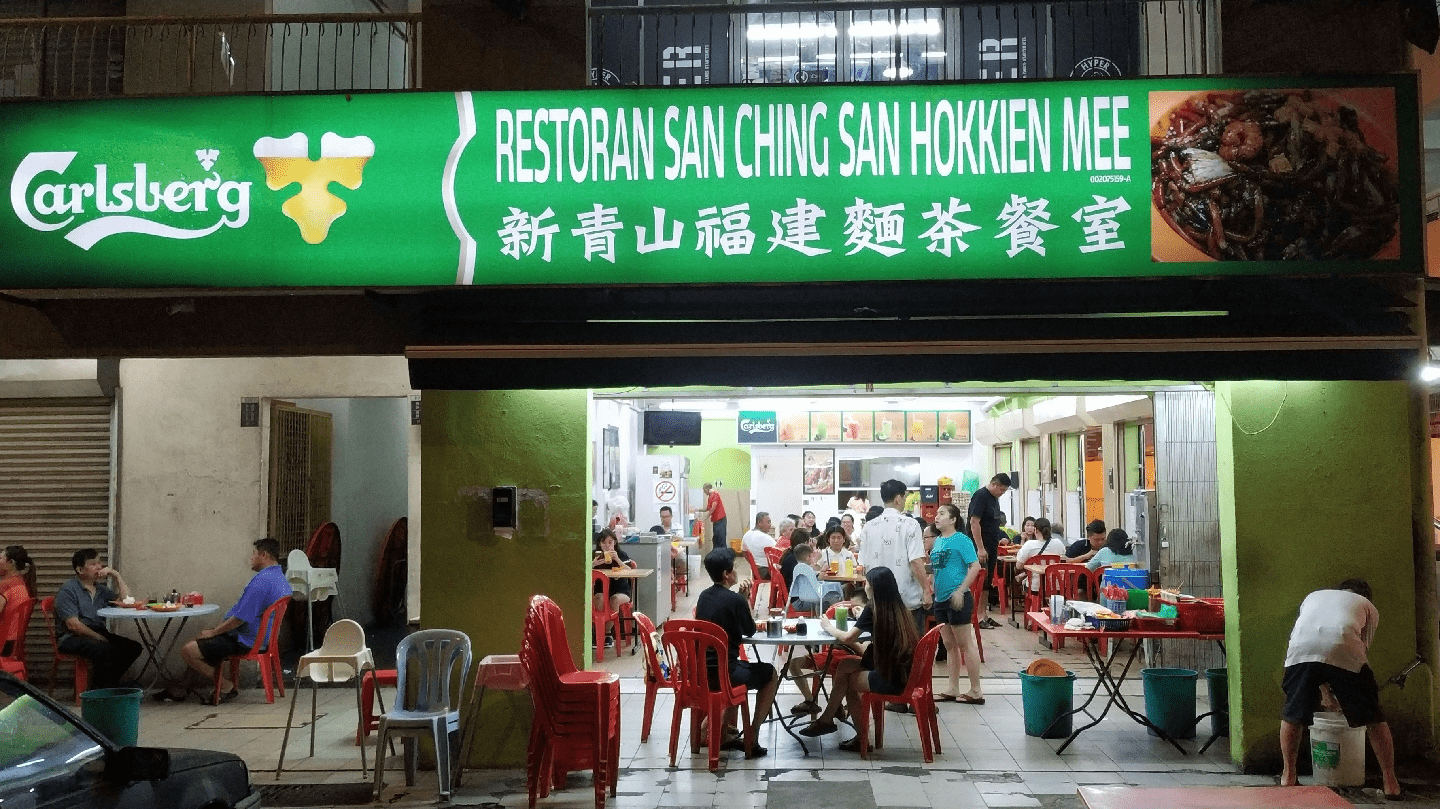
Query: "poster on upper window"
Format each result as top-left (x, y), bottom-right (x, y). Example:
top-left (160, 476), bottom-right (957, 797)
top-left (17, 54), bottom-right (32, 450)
top-left (0, 75), bottom-right (1418, 288)
top-left (803, 448), bottom-right (835, 494)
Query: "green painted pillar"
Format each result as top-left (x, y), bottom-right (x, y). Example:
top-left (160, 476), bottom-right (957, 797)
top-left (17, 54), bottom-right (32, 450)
top-left (421, 389), bottom-right (590, 767)
top-left (1216, 381), bottom-right (1437, 772)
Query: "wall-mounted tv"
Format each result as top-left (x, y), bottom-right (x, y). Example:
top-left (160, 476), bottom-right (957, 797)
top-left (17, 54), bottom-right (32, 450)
top-left (644, 410), bottom-right (702, 446)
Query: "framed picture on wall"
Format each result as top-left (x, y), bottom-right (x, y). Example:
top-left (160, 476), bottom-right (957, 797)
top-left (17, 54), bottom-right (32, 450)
top-left (802, 448), bottom-right (835, 495)
top-left (602, 426), bottom-right (620, 490)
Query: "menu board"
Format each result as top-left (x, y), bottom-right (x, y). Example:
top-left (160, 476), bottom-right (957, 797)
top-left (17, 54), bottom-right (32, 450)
top-left (809, 412), bottom-right (841, 442)
top-left (937, 410), bottom-right (972, 443)
top-left (841, 411), bottom-right (874, 442)
top-left (906, 412), bottom-right (937, 442)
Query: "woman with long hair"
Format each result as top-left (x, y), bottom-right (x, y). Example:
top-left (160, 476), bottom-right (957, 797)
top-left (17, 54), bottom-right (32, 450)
top-left (799, 566), bottom-right (919, 751)
top-left (930, 504), bottom-right (985, 703)
top-left (0, 545), bottom-right (38, 656)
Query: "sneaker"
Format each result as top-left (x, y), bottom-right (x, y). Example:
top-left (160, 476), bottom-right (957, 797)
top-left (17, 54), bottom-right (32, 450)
top-left (884, 702), bottom-right (911, 714)
top-left (604, 635), bottom-right (616, 649)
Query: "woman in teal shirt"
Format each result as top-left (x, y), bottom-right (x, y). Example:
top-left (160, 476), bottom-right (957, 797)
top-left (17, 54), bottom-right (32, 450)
top-left (930, 504), bottom-right (984, 704)
top-left (1086, 528), bottom-right (1137, 570)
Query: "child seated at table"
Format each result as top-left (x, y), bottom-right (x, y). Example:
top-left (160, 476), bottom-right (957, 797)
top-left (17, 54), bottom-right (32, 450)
top-left (788, 543), bottom-right (825, 615)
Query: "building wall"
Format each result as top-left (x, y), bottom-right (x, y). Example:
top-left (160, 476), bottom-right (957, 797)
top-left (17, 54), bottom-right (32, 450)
top-left (420, 388), bottom-right (589, 766)
top-left (1216, 381), bottom-right (1437, 771)
top-left (114, 357), bottom-right (417, 635)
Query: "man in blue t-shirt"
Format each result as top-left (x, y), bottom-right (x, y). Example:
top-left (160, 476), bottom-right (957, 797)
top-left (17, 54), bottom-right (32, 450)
top-left (178, 537), bottom-right (293, 704)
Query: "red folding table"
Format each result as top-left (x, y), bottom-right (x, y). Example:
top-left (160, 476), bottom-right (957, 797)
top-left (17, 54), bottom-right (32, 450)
top-left (1025, 611), bottom-right (1224, 754)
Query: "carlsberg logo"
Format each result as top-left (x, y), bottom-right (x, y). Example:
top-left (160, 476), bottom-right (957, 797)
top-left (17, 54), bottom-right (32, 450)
top-left (740, 419), bottom-right (775, 433)
top-left (10, 148), bottom-right (251, 250)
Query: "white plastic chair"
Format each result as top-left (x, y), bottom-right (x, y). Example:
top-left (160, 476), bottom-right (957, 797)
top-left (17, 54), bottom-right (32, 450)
top-left (374, 629), bottom-right (472, 802)
top-left (287, 548), bottom-right (339, 652)
top-left (277, 619), bottom-right (377, 778)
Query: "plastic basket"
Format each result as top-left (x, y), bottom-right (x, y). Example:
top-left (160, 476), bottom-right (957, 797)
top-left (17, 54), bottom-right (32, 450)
top-left (1085, 614), bottom-right (1131, 632)
top-left (1103, 597), bottom-right (1129, 614)
top-left (1176, 598), bottom-right (1225, 633)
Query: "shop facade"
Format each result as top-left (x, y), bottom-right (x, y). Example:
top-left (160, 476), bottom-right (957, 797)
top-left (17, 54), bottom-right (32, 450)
top-left (1, 2), bottom-right (1437, 775)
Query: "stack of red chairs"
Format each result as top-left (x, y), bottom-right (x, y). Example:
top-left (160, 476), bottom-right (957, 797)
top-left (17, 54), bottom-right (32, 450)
top-left (855, 626), bottom-right (944, 762)
top-left (661, 619), bottom-right (752, 771)
top-left (520, 595), bottom-right (620, 809)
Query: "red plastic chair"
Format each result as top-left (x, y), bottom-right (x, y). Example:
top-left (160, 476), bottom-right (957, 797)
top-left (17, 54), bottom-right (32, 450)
top-left (855, 625), bottom-right (944, 762)
top-left (40, 596), bottom-right (89, 705)
top-left (671, 550), bottom-right (689, 612)
top-left (591, 570), bottom-right (634, 661)
top-left (662, 619), bottom-right (752, 771)
top-left (763, 547), bottom-right (786, 610)
top-left (1039, 564), bottom-right (1095, 651)
top-left (0, 596), bottom-right (37, 680)
top-left (633, 612), bottom-right (676, 743)
top-left (521, 596), bottom-right (619, 809)
top-left (740, 550), bottom-right (763, 613)
top-left (955, 574), bottom-right (985, 665)
top-left (215, 596), bottom-right (289, 704)
top-left (1021, 554), bottom-right (1064, 629)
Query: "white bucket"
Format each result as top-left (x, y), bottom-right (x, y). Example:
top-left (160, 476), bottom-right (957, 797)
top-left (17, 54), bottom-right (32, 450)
top-left (1310, 712), bottom-right (1366, 786)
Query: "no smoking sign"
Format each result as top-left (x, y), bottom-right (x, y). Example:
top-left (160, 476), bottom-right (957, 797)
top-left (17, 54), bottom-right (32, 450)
top-left (654, 480), bottom-right (677, 502)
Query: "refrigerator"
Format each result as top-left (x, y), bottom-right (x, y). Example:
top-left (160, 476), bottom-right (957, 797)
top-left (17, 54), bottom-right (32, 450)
top-left (637, 454), bottom-right (689, 535)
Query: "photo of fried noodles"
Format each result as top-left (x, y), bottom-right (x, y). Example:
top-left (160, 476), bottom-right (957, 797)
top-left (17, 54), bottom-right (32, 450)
top-left (1151, 89), bottom-right (1400, 262)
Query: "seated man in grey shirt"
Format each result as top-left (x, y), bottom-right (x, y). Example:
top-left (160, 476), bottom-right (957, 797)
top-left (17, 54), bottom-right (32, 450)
top-left (55, 548), bottom-right (143, 690)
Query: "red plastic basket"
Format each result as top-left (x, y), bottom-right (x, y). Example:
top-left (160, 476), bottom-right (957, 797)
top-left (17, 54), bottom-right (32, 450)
top-left (1175, 598), bottom-right (1224, 633)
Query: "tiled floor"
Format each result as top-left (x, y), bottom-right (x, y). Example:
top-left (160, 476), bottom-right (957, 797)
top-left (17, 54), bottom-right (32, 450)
top-left (114, 583), bottom-right (1408, 807)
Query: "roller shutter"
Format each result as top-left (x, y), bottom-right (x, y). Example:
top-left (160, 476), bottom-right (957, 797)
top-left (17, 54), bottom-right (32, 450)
top-left (0, 397), bottom-right (115, 691)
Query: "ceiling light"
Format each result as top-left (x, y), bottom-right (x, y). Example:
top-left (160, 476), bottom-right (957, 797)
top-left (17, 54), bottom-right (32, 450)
top-left (882, 65), bottom-right (914, 79)
top-left (1421, 365), bottom-right (1440, 383)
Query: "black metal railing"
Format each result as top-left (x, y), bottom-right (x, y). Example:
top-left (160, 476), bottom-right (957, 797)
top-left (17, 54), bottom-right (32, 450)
top-left (590, 0), bottom-right (1213, 86)
top-left (0, 13), bottom-right (420, 99)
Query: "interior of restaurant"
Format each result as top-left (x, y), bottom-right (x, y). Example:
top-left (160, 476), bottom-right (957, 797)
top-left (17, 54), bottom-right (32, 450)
top-left (584, 383), bottom-right (1198, 679)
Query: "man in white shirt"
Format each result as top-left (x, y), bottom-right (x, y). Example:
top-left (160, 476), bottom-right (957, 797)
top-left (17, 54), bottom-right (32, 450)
top-left (741, 512), bottom-right (777, 580)
top-left (1279, 579), bottom-right (1399, 798)
top-left (858, 480), bottom-right (933, 630)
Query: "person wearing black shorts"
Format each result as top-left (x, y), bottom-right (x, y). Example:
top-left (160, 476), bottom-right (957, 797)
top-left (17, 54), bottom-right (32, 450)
top-left (1279, 579), bottom-right (1400, 798)
top-left (966, 473), bottom-right (1010, 628)
top-left (694, 548), bottom-right (777, 759)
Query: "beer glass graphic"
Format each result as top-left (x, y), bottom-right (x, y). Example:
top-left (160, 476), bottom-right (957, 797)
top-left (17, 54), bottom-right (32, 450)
top-left (253, 132), bottom-right (374, 244)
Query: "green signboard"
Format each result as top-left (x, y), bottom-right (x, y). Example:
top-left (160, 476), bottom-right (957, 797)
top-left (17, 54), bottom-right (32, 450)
top-left (0, 75), bottom-right (1419, 288)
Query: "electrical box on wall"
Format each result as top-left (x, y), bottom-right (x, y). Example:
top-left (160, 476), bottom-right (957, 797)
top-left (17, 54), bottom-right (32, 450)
top-left (493, 486), bottom-right (518, 528)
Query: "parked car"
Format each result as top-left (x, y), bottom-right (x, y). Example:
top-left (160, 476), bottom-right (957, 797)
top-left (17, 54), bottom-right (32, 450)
top-left (0, 673), bottom-right (258, 809)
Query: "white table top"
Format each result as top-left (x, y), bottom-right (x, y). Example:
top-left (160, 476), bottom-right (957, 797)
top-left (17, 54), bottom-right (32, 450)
top-left (746, 617), bottom-right (835, 646)
top-left (98, 603), bottom-right (219, 620)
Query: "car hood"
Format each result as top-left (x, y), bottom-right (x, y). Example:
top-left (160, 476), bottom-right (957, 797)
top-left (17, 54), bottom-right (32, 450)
top-left (163, 748), bottom-right (248, 774)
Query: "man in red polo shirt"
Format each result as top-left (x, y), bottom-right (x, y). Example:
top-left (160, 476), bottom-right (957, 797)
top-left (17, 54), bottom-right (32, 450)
top-left (699, 482), bottom-right (727, 553)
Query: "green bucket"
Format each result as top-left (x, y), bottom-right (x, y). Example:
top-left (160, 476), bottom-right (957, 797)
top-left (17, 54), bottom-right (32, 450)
top-left (81, 687), bottom-right (142, 747)
top-left (1019, 669), bottom-right (1076, 738)
top-left (1205, 667), bottom-right (1229, 737)
top-left (1142, 668), bottom-right (1197, 739)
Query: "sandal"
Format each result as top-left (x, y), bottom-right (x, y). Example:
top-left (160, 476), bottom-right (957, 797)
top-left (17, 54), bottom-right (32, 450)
top-left (790, 700), bottom-right (821, 715)
top-left (837, 736), bottom-right (862, 753)
top-left (955, 694), bottom-right (986, 705)
top-left (935, 693), bottom-right (958, 702)
top-left (799, 719), bottom-right (837, 737)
